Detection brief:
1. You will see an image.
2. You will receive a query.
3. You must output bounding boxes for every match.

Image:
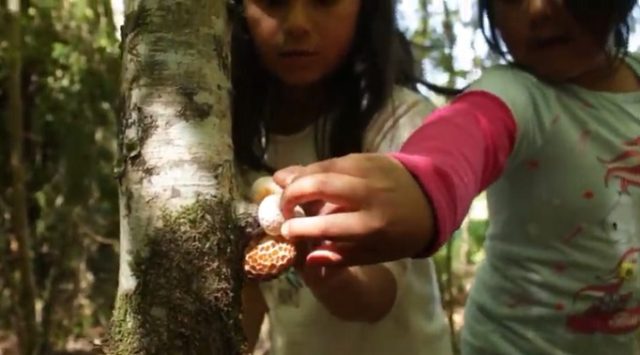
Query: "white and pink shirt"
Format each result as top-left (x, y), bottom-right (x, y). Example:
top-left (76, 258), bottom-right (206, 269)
top-left (393, 54), bottom-right (640, 354)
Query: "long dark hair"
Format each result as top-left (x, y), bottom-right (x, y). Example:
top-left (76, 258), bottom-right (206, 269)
top-left (230, 0), bottom-right (419, 171)
top-left (479, 0), bottom-right (637, 59)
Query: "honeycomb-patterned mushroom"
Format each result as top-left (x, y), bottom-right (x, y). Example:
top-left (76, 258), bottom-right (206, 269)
top-left (244, 234), bottom-right (297, 280)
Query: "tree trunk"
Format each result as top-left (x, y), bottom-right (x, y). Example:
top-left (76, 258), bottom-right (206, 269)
top-left (107, 0), bottom-right (247, 354)
top-left (6, 0), bottom-right (39, 353)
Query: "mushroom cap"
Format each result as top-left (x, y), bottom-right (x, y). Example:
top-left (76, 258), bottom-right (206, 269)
top-left (257, 194), bottom-right (305, 236)
top-left (251, 176), bottom-right (283, 203)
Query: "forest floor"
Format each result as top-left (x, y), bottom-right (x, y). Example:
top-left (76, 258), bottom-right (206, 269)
top-left (0, 329), bottom-right (102, 355)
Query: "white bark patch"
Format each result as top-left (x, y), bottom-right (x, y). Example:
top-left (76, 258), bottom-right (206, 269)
top-left (117, 195), bottom-right (136, 293)
top-left (116, 0), bottom-right (233, 296)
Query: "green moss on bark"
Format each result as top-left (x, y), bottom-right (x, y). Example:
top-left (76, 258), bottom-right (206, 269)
top-left (107, 197), bottom-right (247, 355)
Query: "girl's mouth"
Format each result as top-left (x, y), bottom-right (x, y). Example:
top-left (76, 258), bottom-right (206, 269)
top-left (531, 36), bottom-right (571, 49)
top-left (279, 50), bottom-right (317, 57)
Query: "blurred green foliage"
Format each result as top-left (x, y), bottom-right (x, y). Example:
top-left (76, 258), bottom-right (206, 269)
top-left (0, 0), bottom-right (637, 351)
top-left (1, 0), bottom-right (120, 349)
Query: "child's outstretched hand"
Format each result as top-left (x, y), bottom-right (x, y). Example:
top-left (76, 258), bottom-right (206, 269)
top-left (274, 153), bottom-right (435, 267)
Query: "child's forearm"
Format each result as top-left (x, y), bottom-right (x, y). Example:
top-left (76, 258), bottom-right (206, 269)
top-left (392, 91), bottom-right (516, 256)
top-left (303, 264), bottom-right (397, 323)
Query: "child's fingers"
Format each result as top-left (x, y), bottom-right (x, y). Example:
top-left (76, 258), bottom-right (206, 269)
top-left (306, 249), bottom-right (345, 265)
top-left (316, 202), bottom-right (346, 216)
top-left (280, 212), bottom-right (373, 242)
top-left (273, 165), bottom-right (304, 187)
top-left (275, 154), bottom-right (377, 184)
top-left (279, 173), bottom-right (368, 219)
top-left (305, 243), bottom-right (380, 267)
top-left (299, 201), bottom-right (344, 216)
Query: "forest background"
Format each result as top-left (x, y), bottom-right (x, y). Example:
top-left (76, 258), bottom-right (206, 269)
top-left (1, 0), bottom-right (638, 353)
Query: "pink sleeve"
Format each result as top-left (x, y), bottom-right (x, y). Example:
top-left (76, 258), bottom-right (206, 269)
top-left (390, 91), bottom-right (517, 257)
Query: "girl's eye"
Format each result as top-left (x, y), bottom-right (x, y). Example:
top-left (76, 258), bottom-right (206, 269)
top-left (257, 0), bottom-right (339, 10)
top-left (313, 0), bottom-right (340, 6)
top-left (261, 0), bottom-right (287, 8)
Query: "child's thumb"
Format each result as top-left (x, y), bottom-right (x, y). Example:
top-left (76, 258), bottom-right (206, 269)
top-left (273, 165), bottom-right (304, 186)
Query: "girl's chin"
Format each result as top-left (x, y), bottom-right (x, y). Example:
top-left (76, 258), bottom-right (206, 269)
top-left (279, 76), bottom-right (323, 88)
top-left (274, 69), bottom-right (326, 88)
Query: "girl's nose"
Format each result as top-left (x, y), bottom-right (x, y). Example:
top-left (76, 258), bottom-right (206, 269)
top-left (283, 0), bottom-right (311, 39)
top-left (527, 0), bottom-right (556, 18)
top-left (526, 0), bottom-right (562, 29)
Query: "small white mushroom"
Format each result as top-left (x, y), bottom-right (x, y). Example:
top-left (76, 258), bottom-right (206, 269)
top-left (258, 194), bottom-right (304, 236)
top-left (251, 176), bottom-right (283, 203)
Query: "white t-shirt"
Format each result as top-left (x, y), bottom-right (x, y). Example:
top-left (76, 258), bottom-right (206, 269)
top-left (257, 87), bottom-right (453, 355)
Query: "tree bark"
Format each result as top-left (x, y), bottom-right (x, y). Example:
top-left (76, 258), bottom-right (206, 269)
top-left (6, 0), bottom-right (39, 353)
top-left (107, 0), bottom-right (247, 354)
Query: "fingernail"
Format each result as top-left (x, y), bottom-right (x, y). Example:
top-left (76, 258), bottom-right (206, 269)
top-left (307, 250), bottom-right (342, 265)
top-left (281, 222), bottom-right (290, 238)
top-left (284, 174), bottom-right (296, 185)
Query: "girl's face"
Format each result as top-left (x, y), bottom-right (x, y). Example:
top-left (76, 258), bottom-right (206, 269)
top-left (493, 0), bottom-right (610, 83)
top-left (244, 0), bottom-right (361, 87)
